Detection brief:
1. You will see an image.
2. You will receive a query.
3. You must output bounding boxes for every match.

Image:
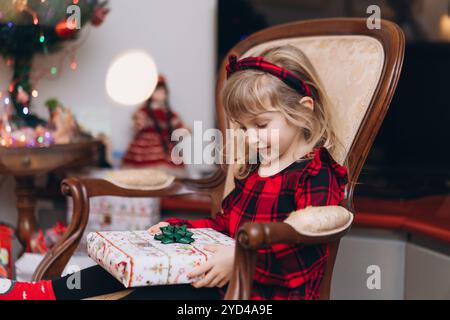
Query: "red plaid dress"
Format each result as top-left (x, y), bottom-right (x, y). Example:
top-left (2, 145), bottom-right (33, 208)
top-left (165, 146), bottom-right (348, 300)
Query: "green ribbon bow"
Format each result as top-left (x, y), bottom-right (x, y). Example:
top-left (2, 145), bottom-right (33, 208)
top-left (154, 224), bottom-right (195, 244)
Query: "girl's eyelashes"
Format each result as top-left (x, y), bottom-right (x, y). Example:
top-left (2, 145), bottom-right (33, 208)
top-left (238, 124), bottom-right (267, 130)
top-left (235, 120), bottom-right (267, 130)
top-left (233, 122), bottom-right (245, 131)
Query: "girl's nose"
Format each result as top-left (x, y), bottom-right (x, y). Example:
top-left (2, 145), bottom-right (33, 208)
top-left (246, 128), bottom-right (259, 146)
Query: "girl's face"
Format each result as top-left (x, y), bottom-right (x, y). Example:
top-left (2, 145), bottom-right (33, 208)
top-left (151, 87), bottom-right (167, 107)
top-left (236, 111), bottom-right (300, 164)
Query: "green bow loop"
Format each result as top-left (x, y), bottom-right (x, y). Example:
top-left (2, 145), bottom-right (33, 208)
top-left (154, 224), bottom-right (195, 244)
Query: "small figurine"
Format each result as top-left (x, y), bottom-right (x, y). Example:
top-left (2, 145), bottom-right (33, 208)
top-left (45, 98), bottom-right (91, 144)
top-left (122, 75), bottom-right (189, 176)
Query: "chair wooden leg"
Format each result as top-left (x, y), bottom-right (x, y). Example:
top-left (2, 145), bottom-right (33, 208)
top-left (319, 240), bottom-right (341, 300)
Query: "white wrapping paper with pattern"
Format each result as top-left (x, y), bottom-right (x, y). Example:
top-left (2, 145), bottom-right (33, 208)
top-left (87, 229), bottom-right (235, 287)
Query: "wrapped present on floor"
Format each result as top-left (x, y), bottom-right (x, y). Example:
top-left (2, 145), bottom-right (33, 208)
top-left (68, 196), bottom-right (161, 232)
top-left (29, 221), bottom-right (67, 254)
top-left (15, 253), bottom-right (97, 281)
top-left (68, 196), bottom-right (161, 254)
top-left (67, 168), bottom-right (162, 253)
top-left (87, 228), bottom-right (235, 288)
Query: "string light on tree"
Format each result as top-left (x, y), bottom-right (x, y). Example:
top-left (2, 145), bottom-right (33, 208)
top-left (0, 0), bottom-right (110, 127)
top-left (31, 89), bottom-right (38, 98)
top-left (70, 53), bottom-right (77, 70)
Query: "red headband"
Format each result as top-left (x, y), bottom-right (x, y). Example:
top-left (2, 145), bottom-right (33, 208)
top-left (225, 54), bottom-right (312, 97)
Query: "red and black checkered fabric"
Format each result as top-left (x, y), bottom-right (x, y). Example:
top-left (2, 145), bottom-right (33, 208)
top-left (165, 146), bottom-right (348, 300)
top-left (226, 54), bottom-right (313, 97)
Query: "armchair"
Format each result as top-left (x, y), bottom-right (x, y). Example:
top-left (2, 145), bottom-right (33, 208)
top-left (33, 18), bottom-right (405, 300)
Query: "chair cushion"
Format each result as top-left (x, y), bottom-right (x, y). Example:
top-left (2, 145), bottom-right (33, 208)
top-left (284, 205), bottom-right (353, 236)
top-left (104, 168), bottom-right (175, 190)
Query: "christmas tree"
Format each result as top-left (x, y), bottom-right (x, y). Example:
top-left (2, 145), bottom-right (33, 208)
top-left (0, 0), bottom-right (108, 127)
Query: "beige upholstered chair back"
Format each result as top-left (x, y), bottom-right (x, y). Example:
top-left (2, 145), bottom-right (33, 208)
top-left (217, 19), bottom-right (405, 203)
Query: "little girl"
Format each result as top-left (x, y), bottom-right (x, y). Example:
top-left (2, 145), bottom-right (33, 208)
top-left (0, 44), bottom-right (348, 300)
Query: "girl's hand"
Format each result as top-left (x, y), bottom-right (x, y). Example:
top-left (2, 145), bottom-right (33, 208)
top-left (188, 245), bottom-right (235, 288)
top-left (147, 222), bottom-right (170, 234)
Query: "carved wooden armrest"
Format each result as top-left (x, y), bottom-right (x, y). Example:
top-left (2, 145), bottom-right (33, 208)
top-left (32, 168), bottom-right (226, 281)
top-left (224, 219), bottom-right (352, 300)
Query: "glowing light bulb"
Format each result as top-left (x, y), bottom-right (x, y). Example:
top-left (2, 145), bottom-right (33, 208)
top-left (23, 107), bottom-right (29, 115)
top-left (31, 89), bottom-right (38, 97)
top-left (70, 61), bottom-right (77, 70)
top-left (39, 35), bottom-right (45, 43)
top-left (51, 67), bottom-right (57, 75)
top-left (4, 97), bottom-right (10, 104)
top-left (106, 50), bottom-right (158, 105)
top-left (440, 14), bottom-right (450, 41)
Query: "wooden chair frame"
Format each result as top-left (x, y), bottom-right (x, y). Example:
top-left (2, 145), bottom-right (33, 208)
top-left (33, 18), bottom-right (405, 300)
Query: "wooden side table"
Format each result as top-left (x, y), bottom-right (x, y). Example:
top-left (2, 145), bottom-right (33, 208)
top-left (0, 140), bottom-right (100, 255)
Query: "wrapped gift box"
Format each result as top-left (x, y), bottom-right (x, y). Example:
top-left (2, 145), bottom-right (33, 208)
top-left (87, 228), bottom-right (235, 288)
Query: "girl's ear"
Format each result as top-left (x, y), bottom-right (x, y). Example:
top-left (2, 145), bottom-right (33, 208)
top-left (299, 96), bottom-right (314, 111)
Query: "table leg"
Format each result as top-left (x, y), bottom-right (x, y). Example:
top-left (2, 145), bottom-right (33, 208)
top-left (15, 176), bottom-right (39, 256)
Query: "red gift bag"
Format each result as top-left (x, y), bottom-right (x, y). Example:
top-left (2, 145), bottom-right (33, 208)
top-left (0, 223), bottom-right (14, 278)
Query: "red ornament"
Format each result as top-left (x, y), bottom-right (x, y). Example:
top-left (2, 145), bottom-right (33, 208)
top-left (16, 86), bottom-right (30, 104)
top-left (91, 6), bottom-right (110, 27)
top-left (55, 20), bottom-right (78, 39)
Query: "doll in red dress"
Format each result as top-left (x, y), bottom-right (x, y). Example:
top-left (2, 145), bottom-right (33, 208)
top-left (122, 75), bottom-right (188, 177)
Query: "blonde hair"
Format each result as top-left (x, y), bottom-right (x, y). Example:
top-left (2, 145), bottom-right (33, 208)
top-left (221, 44), bottom-right (346, 179)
